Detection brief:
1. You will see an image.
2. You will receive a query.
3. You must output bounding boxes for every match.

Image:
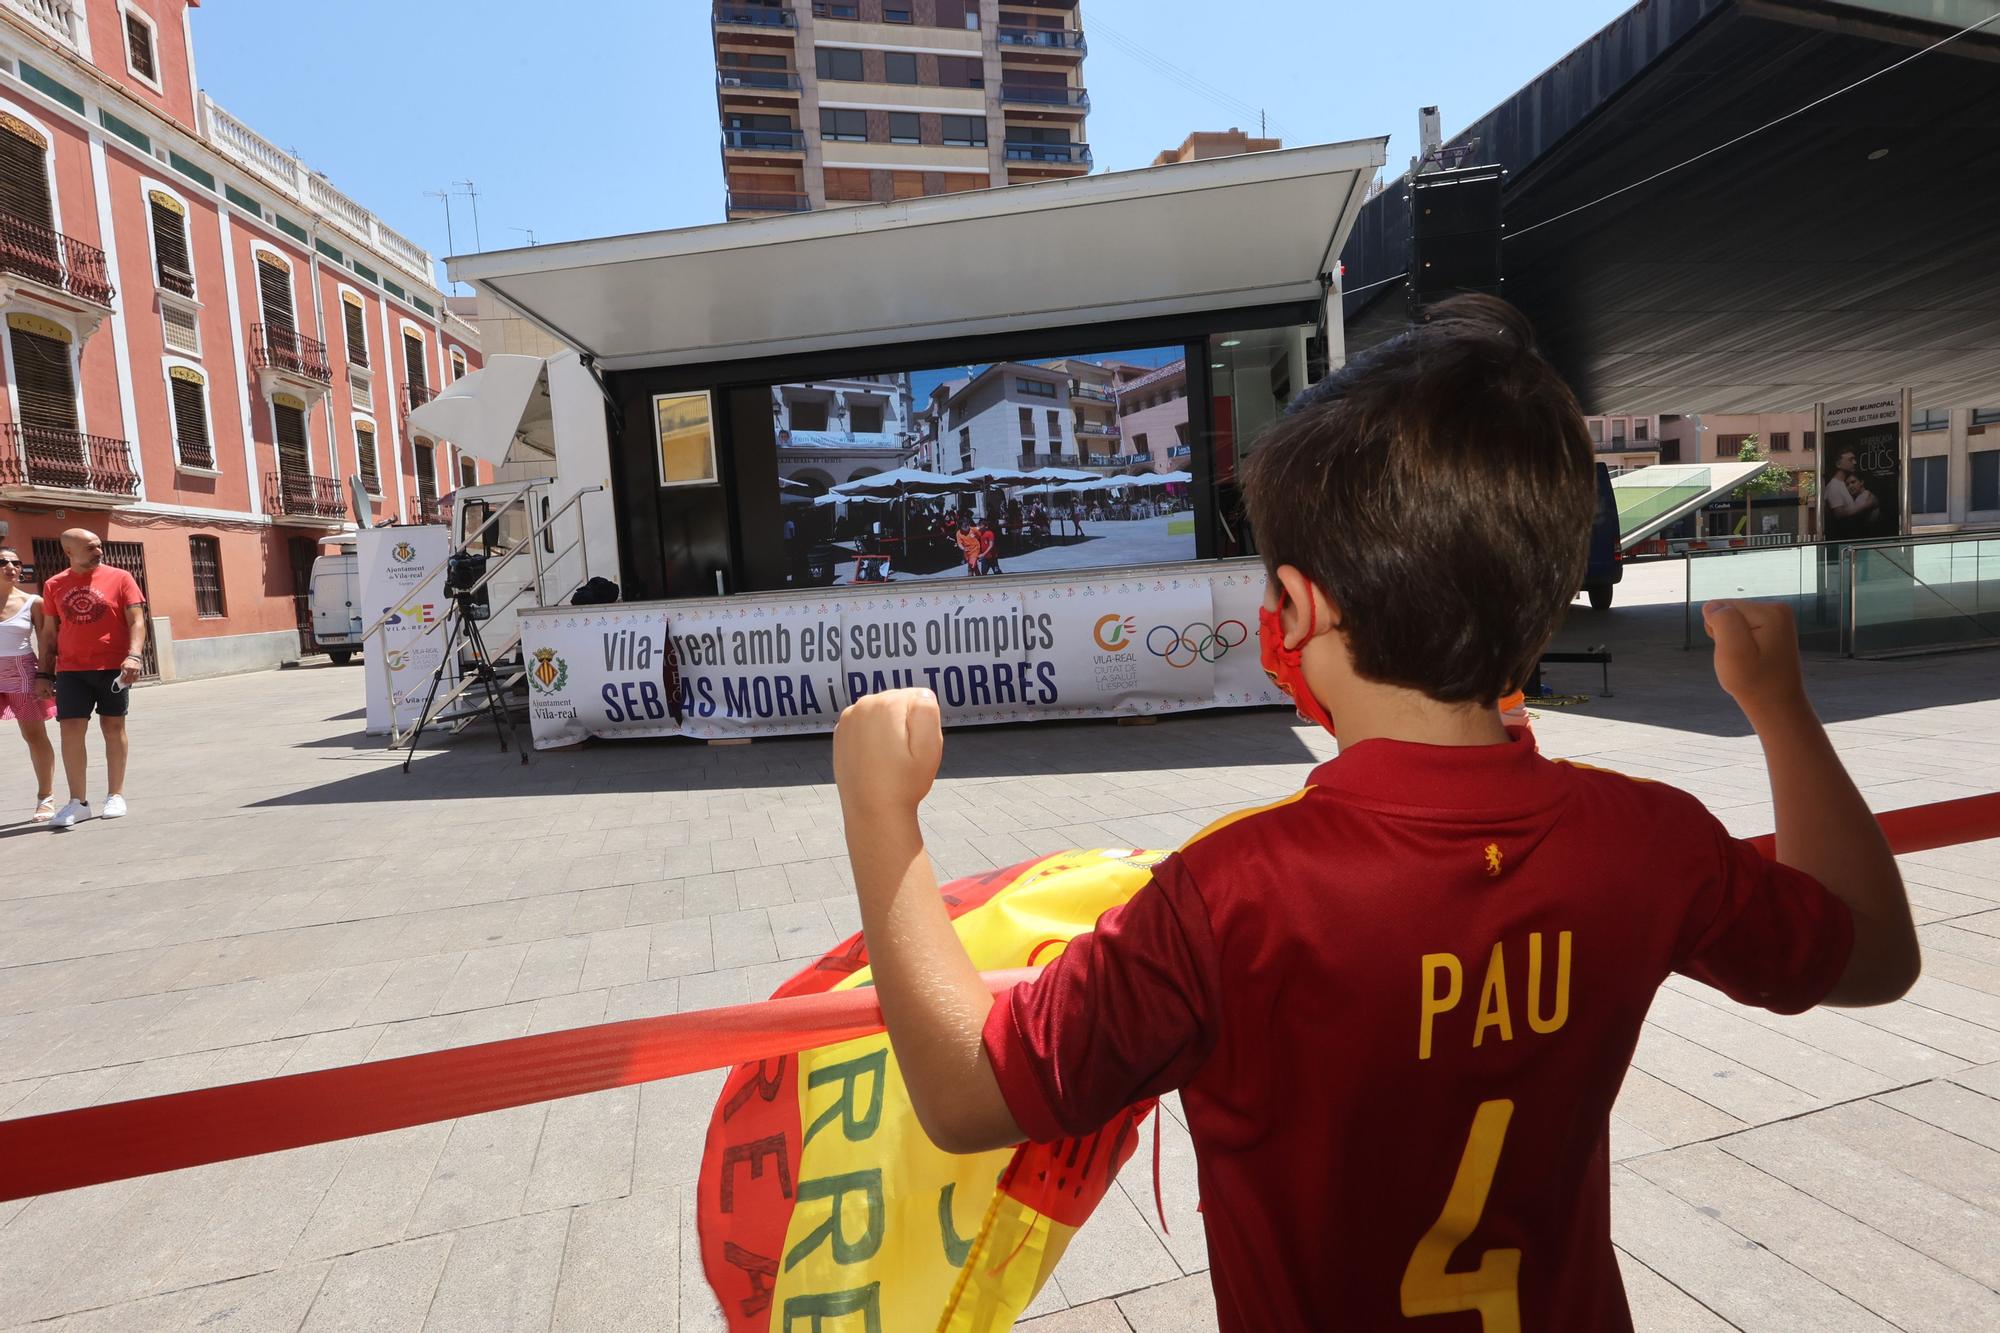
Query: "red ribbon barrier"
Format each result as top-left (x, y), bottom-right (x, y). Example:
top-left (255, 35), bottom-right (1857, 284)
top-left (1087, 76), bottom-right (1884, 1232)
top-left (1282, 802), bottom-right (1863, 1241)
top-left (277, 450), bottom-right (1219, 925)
top-left (5, 790), bottom-right (1999, 1204)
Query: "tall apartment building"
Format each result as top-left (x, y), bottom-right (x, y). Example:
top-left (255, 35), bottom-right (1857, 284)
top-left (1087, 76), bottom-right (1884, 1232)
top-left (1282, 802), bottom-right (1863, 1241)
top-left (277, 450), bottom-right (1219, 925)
top-left (713, 0), bottom-right (1090, 218)
top-left (0, 0), bottom-right (483, 680)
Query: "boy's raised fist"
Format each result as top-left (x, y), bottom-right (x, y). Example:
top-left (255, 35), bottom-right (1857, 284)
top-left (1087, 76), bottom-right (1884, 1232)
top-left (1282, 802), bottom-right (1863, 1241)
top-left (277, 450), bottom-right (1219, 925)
top-left (1703, 599), bottom-right (1807, 719)
top-left (834, 687), bottom-right (944, 815)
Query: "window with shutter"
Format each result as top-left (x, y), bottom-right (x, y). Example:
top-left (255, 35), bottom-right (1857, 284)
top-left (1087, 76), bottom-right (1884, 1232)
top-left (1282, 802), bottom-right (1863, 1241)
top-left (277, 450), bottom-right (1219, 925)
top-left (189, 536), bottom-right (224, 617)
top-left (256, 255), bottom-right (295, 333)
top-left (343, 298), bottom-right (368, 367)
top-left (169, 371), bottom-right (212, 469)
top-left (414, 441), bottom-right (437, 506)
top-left (149, 193), bottom-right (192, 296)
top-left (273, 401), bottom-right (309, 481)
top-left (0, 118), bottom-right (54, 230)
top-left (355, 423), bottom-right (379, 493)
top-left (460, 456), bottom-right (476, 488)
top-left (160, 299), bottom-right (199, 355)
top-left (9, 326), bottom-right (78, 431)
top-left (403, 331), bottom-right (427, 388)
top-left (451, 350), bottom-right (466, 382)
top-left (126, 11), bottom-right (156, 82)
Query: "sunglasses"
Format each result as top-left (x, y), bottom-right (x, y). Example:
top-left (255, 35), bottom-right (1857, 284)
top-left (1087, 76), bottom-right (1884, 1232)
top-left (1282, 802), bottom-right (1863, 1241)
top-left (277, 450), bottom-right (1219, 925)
top-left (0, 558), bottom-right (20, 567)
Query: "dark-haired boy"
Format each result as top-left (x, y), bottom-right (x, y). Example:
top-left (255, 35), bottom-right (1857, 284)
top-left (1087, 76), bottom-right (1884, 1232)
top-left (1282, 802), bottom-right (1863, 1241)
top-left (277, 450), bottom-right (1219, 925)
top-left (831, 296), bottom-right (1916, 1330)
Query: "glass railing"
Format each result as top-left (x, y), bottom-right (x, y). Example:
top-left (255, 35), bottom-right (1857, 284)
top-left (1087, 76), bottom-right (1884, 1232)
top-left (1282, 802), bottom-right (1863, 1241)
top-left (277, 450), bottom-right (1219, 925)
top-left (722, 128), bottom-right (806, 151)
top-left (1612, 464), bottom-right (1712, 540)
top-left (1849, 536), bottom-right (2000, 657)
top-left (1684, 542), bottom-right (1846, 653)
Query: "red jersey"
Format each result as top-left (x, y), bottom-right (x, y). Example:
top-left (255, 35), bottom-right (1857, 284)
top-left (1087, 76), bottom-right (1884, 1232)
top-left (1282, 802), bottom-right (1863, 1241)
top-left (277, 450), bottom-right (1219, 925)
top-left (41, 564), bottom-right (144, 671)
top-left (983, 735), bottom-right (1851, 1331)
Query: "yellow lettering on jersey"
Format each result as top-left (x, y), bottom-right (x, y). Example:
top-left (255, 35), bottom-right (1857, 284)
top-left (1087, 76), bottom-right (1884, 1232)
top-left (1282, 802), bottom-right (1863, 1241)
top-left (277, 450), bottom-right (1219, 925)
top-left (1419, 953), bottom-right (1463, 1061)
top-left (1527, 930), bottom-right (1572, 1035)
top-left (1472, 942), bottom-right (1513, 1048)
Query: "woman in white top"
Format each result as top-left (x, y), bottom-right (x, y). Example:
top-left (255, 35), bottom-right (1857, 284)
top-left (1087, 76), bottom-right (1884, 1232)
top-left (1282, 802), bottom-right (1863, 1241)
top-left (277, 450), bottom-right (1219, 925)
top-left (0, 548), bottom-right (56, 821)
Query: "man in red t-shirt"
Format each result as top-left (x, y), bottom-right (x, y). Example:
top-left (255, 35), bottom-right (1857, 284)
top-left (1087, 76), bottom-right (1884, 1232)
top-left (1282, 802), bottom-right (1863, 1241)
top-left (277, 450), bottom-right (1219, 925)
top-left (33, 527), bottom-right (147, 829)
top-left (829, 297), bottom-right (1917, 1330)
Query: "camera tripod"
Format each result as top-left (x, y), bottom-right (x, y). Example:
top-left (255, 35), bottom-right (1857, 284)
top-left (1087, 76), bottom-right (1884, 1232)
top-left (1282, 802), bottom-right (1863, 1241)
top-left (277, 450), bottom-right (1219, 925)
top-left (402, 590), bottom-right (528, 771)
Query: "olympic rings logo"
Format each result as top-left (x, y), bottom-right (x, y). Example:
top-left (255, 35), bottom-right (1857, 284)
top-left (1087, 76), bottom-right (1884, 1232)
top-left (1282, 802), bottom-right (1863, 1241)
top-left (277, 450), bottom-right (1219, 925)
top-left (1146, 619), bottom-right (1248, 668)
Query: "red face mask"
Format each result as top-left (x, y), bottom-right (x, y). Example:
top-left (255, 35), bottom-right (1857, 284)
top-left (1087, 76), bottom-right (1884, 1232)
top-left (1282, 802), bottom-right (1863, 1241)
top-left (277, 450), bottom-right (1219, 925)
top-left (1258, 599), bottom-right (1336, 736)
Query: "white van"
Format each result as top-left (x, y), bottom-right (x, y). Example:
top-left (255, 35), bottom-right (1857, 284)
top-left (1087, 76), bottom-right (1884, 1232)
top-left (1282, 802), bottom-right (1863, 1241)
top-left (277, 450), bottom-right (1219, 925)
top-left (308, 536), bottom-right (362, 664)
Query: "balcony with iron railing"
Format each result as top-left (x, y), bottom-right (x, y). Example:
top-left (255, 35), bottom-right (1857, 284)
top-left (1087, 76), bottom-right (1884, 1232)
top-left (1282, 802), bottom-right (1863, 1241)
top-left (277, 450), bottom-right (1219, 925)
top-left (1074, 421), bottom-right (1120, 440)
top-left (2, 0), bottom-right (80, 50)
top-left (998, 27), bottom-right (1086, 52)
top-left (0, 212), bottom-right (114, 307)
top-left (414, 498), bottom-right (444, 525)
top-left (722, 127), bottom-right (806, 153)
top-left (727, 191), bottom-right (812, 214)
top-left (1004, 141), bottom-right (1092, 165)
top-left (265, 470), bottom-right (349, 523)
top-left (252, 324), bottom-right (332, 385)
top-left (0, 424), bottom-right (137, 498)
top-left (406, 383), bottom-right (436, 414)
top-left (718, 68), bottom-right (803, 93)
top-left (1068, 382), bottom-right (1115, 403)
top-left (1000, 85), bottom-right (1089, 110)
top-left (714, 3), bottom-right (795, 27)
top-left (1019, 451), bottom-right (1083, 468)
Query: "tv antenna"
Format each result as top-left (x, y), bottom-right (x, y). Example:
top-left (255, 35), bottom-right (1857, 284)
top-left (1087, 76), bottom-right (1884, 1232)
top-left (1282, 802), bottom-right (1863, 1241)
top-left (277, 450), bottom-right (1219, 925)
top-left (508, 226), bottom-right (537, 247)
top-left (452, 179), bottom-right (483, 252)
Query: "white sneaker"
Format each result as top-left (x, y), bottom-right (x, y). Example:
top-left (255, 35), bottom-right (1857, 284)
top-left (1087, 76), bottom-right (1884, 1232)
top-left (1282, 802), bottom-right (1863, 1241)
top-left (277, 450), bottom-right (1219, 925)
top-left (50, 799), bottom-right (89, 829)
top-left (101, 794), bottom-right (127, 819)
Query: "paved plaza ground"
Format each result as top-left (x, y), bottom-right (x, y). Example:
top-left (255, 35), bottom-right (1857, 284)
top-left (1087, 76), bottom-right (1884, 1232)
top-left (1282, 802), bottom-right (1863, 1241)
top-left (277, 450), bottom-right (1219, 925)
top-left (1, 560), bottom-right (1997, 1331)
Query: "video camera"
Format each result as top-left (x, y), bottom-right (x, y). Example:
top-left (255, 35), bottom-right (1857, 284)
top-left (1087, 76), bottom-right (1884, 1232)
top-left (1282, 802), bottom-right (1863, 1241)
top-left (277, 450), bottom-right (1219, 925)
top-left (444, 551), bottom-right (491, 619)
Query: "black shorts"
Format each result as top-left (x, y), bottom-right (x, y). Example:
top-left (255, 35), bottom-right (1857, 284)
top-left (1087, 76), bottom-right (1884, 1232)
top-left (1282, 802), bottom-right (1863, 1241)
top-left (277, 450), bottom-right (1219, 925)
top-left (54, 670), bottom-right (131, 720)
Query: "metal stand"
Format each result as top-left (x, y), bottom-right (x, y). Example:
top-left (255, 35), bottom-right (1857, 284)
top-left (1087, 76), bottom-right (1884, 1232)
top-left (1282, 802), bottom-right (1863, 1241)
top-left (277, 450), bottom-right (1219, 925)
top-left (403, 592), bottom-right (527, 771)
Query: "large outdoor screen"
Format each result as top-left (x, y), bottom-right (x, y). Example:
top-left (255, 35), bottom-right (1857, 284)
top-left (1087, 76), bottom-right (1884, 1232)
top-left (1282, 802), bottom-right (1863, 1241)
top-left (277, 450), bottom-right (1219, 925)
top-left (771, 346), bottom-right (1194, 587)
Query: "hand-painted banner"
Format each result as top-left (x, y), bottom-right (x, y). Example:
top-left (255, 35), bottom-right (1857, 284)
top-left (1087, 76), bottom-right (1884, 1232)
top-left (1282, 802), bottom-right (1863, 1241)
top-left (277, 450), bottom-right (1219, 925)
top-left (518, 562), bottom-right (1284, 747)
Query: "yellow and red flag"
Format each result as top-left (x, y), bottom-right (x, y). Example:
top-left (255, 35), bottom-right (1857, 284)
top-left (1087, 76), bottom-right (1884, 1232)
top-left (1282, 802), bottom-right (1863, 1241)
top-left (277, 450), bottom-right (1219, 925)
top-left (698, 849), bottom-right (1167, 1332)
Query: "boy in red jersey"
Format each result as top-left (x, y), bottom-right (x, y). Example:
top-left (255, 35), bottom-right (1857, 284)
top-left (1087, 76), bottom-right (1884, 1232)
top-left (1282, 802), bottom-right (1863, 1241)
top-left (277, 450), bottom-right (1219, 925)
top-left (831, 295), bottom-right (1917, 1331)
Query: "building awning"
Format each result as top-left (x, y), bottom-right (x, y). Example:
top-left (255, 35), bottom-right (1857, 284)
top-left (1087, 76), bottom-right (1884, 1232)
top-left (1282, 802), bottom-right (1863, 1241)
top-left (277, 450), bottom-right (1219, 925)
top-left (447, 139), bottom-right (1388, 373)
top-left (1613, 461), bottom-right (1773, 547)
top-left (404, 354), bottom-right (553, 465)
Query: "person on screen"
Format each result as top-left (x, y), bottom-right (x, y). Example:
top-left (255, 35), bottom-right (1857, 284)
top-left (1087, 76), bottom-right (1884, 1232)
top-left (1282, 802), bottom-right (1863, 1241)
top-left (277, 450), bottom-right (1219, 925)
top-left (977, 523), bottom-right (1003, 576)
top-left (1821, 448), bottom-right (1877, 539)
top-left (956, 523), bottom-right (983, 576)
top-left (828, 294), bottom-right (1915, 1331)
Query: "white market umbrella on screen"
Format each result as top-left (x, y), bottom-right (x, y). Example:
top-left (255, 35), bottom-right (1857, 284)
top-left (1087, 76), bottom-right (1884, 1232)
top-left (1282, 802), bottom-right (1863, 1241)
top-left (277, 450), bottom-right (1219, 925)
top-left (830, 467), bottom-right (974, 497)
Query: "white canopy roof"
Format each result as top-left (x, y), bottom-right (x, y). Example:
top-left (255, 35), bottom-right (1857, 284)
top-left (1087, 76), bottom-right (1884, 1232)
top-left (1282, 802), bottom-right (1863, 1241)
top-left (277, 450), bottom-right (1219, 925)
top-left (449, 139), bottom-right (1387, 373)
top-left (404, 354), bottom-right (552, 465)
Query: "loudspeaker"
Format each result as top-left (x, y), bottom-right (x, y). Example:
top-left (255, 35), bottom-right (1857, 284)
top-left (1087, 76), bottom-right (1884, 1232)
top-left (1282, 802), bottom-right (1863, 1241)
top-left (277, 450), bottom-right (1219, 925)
top-left (1410, 166), bottom-right (1504, 303)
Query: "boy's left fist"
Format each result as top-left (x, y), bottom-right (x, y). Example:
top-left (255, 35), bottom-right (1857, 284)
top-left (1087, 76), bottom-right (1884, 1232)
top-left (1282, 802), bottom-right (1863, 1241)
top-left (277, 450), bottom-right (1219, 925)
top-left (834, 688), bottom-right (943, 815)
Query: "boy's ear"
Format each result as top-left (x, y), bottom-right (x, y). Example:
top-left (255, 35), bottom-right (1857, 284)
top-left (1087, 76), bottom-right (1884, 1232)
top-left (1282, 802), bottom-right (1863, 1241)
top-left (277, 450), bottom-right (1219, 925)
top-left (1273, 565), bottom-right (1340, 643)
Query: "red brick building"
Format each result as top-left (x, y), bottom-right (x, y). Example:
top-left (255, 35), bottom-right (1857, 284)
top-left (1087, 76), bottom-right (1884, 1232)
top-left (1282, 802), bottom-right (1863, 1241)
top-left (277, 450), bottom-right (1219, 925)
top-left (0, 0), bottom-right (483, 679)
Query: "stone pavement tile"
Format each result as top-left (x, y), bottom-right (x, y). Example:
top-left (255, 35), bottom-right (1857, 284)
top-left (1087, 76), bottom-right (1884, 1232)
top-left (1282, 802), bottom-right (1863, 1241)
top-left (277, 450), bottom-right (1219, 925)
top-left (1839, 995), bottom-right (2000, 1065)
top-left (1018, 1299), bottom-right (1131, 1331)
top-left (43, 1262), bottom-right (330, 1333)
top-left (1611, 1114), bottom-right (1670, 1161)
top-left (299, 1233), bottom-right (452, 1333)
top-left (823, 896), bottom-right (862, 939)
top-left (709, 909), bottom-right (778, 971)
top-left (781, 859), bottom-right (848, 903)
top-left (1920, 946), bottom-right (2000, 998)
top-left (676, 873), bottom-right (738, 917)
top-left (1051, 1181), bottom-right (1182, 1305)
top-left (421, 1209), bottom-right (569, 1333)
top-left (11, 993), bottom-right (186, 1080)
top-left (1612, 1249), bottom-right (1736, 1331)
top-left (1812, 1094), bottom-right (2000, 1215)
top-left (1116, 1273), bottom-right (1218, 1332)
top-left (603, 978), bottom-right (679, 1023)
top-left (623, 881), bottom-right (687, 927)
top-left (1019, 1273), bottom-right (1070, 1321)
top-left (766, 902), bottom-right (838, 961)
top-left (355, 953), bottom-right (465, 1027)
top-left (366, 1014), bottom-right (464, 1063)
top-left (160, 1140), bottom-right (351, 1292)
top-left (404, 1103), bottom-right (548, 1239)
top-left (1719, 1116), bottom-right (2000, 1289)
top-left (1115, 1106), bottom-right (1206, 1275)
top-left (1609, 1067), bottom-right (1748, 1148)
top-left (1884, 1076), bottom-right (2000, 1150)
top-left (1954, 908), bottom-right (2000, 940)
top-left (567, 885), bottom-right (637, 934)
top-left (1660, 978), bottom-right (1968, 1084)
top-left (447, 1001), bottom-right (538, 1046)
top-left (577, 927), bottom-right (653, 993)
top-left (1921, 922), bottom-right (2000, 967)
top-left (1609, 1165), bottom-right (1894, 1332)
top-left (648, 920), bottom-right (713, 980)
top-left (0, 1178), bottom-right (148, 1326)
top-left (732, 865), bottom-right (791, 909)
top-left (678, 1188), bottom-right (727, 1333)
top-left (1642, 989), bottom-right (1890, 1103)
top-left (291, 1124), bottom-right (454, 1262)
top-left (508, 935), bottom-right (591, 1004)
top-left (529, 988), bottom-right (609, 1036)
top-left (659, 846), bottom-right (716, 881)
top-left (281, 1025), bottom-right (390, 1074)
top-left (550, 1190), bottom-right (679, 1333)
top-left (675, 961), bottom-right (797, 1015)
top-left (430, 944), bottom-right (528, 1017)
top-left (1629, 1027), bottom-right (1820, 1126)
top-left (1905, 974), bottom-right (2000, 1033)
top-left (524, 1087), bottom-right (639, 1213)
top-left (278, 961), bottom-right (399, 1038)
top-left (16, 1164), bottom-right (239, 1321)
top-left (507, 892), bottom-right (586, 946)
top-left (1630, 1145), bottom-right (1998, 1332)
top-left (630, 1069), bottom-right (727, 1196)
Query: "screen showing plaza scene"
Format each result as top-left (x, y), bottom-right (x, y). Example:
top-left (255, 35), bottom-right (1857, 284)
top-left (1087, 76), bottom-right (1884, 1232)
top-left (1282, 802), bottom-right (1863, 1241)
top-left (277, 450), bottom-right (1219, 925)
top-left (773, 347), bottom-right (1193, 586)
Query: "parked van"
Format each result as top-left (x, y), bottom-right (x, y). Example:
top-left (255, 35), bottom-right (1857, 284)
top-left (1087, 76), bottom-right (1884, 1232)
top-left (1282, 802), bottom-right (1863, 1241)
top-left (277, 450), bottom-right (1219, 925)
top-left (308, 536), bottom-right (362, 664)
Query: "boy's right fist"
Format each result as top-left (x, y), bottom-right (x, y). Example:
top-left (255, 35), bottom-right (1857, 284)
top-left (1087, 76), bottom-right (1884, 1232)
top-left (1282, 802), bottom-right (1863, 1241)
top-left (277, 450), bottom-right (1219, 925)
top-left (834, 688), bottom-right (944, 817)
top-left (1703, 599), bottom-right (1807, 719)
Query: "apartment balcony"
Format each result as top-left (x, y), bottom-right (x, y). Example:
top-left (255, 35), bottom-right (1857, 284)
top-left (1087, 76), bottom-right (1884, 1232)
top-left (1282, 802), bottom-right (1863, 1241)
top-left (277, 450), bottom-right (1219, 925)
top-left (1003, 141), bottom-right (1092, 166)
top-left (727, 190), bottom-right (812, 215)
top-left (406, 382), bottom-right (436, 414)
top-left (1082, 452), bottom-right (1123, 468)
top-left (0, 213), bottom-right (115, 334)
top-left (718, 68), bottom-right (802, 96)
top-left (414, 498), bottom-right (444, 525)
top-left (2, 0), bottom-right (81, 52)
top-left (998, 27), bottom-right (1086, 55)
top-left (1001, 85), bottom-right (1089, 114)
top-left (722, 127), bottom-right (806, 155)
top-left (1074, 422), bottom-right (1120, 441)
top-left (1019, 451), bottom-right (1082, 468)
top-left (0, 424), bottom-right (138, 504)
top-left (1068, 382), bottom-right (1115, 403)
top-left (251, 324), bottom-right (333, 401)
top-left (713, 2), bottom-right (797, 46)
top-left (265, 470), bottom-right (349, 526)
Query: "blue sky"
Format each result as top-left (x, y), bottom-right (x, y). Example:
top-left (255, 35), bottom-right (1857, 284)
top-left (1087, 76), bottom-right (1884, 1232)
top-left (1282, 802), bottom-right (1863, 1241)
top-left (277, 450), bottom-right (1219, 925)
top-left (192, 1), bottom-right (1638, 291)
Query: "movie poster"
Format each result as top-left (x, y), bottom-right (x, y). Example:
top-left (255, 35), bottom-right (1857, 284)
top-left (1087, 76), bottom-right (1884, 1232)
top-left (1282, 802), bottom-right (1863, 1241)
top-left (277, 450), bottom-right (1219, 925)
top-left (1820, 397), bottom-right (1903, 542)
top-left (771, 348), bottom-right (1194, 588)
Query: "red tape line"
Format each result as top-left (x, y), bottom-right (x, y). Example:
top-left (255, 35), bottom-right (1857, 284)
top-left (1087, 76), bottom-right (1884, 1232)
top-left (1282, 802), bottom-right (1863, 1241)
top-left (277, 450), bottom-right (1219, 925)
top-left (4, 791), bottom-right (1998, 1204)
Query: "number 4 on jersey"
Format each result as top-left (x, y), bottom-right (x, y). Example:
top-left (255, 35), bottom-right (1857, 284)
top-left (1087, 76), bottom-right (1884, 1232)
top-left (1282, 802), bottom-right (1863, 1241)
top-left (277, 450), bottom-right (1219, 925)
top-left (1400, 1098), bottom-right (1521, 1332)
